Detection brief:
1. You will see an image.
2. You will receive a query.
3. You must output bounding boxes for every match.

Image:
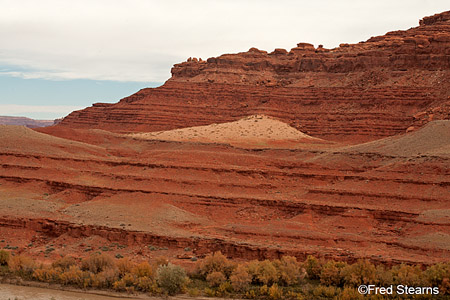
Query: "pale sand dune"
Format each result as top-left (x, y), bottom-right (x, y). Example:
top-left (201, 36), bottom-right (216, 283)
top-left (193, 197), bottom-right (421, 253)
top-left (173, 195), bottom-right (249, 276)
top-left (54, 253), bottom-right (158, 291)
top-left (129, 115), bottom-right (323, 147)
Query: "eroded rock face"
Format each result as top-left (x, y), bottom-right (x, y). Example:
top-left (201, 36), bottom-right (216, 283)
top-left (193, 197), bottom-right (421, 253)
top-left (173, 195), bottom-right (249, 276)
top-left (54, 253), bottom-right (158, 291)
top-left (2, 123), bottom-right (450, 265)
top-left (58, 11), bottom-right (450, 142)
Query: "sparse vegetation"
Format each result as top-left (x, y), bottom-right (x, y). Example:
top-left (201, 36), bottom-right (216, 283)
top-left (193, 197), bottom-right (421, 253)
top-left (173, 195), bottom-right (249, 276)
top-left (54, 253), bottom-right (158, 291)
top-left (156, 263), bottom-right (189, 295)
top-left (0, 250), bottom-right (10, 266)
top-left (0, 251), bottom-right (448, 299)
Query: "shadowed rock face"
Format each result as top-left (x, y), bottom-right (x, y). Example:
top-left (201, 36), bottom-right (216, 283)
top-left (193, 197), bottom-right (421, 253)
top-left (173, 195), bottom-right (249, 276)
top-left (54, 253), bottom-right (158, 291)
top-left (57, 11), bottom-right (450, 142)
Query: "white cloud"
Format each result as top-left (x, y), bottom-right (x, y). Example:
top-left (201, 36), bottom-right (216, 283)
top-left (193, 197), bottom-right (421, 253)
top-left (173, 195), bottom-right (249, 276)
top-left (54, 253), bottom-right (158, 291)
top-left (0, 0), bottom-right (448, 82)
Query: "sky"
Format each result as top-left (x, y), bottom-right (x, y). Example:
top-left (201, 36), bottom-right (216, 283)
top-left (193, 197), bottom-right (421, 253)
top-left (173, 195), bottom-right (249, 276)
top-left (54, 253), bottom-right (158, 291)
top-left (0, 0), bottom-right (448, 119)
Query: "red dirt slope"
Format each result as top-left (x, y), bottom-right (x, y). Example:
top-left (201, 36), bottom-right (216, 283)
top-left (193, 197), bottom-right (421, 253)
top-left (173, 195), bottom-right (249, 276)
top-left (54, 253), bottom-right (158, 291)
top-left (1, 120), bottom-right (448, 266)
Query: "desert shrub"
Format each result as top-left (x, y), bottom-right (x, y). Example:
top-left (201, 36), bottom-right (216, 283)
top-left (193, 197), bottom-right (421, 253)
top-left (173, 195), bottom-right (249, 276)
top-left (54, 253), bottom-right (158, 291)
top-left (311, 285), bottom-right (339, 298)
top-left (85, 271), bottom-right (100, 288)
top-left (116, 257), bottom-right (134, 276)
top-left (52, 256), bottom-right (77, 271)
top-left (391, 263), bottom-right (424, 286)
top-left (198, 251), bottom-right (233, 278)
top-left (230, 263), bottom-right (252, 292)
top-left (268, 283), bottom-right (283, 299)
top-left (96, 267), bottom-right (120, 288)
top-left (113, 273), bottom-right (136, 291)
top-left (136, 276), bottom-right (157, 292)
top-left (188, 287), bottom-right (202, 297)
top-left (304, 255), bottom-right (322, 280)
top-left (340, 259), bottom-right (376, 287)
top-left (59, 265), bottom-right (85, 288)
top-left (320, 260), bottom-right (347, 286)
top-left (204, 287), bottom-right (216, 297)
top-left (244, 288), bottom-right (257, 299)
top-left (0, 250), bottom-right (10, 266)
top-left (338, 287), bottom-right (364, 300)
top-left (132, 261), bottom-right (154, 278)
top-left (156, 263), bottom-right (189, 295)
top-left (425, 262), bottom-right (450, 287)
top-left (259, 284), bottom-right (269, 296)
top-left (254, 260), bottom-right (279, 286)
top-left (440, 278), bottom-right (450, 295)
top-left (8, 254), bottom-right (36, 278)
top-left (81, 253), bottom-right (115, 274)
top-left (214, 281), bottom-right (233, 297)
top-left (274, 256), bottom-right (302, 286)
top-left (206, 270), bottom-right (226, 287)
top-left (374, 264), bottom-right (393, 286)
top-left (33, 266), bottom-right (62, 283)
top-left (285, 290), bottom-right (305, 300)
top-left (247, 260), bottom-right (260, 283)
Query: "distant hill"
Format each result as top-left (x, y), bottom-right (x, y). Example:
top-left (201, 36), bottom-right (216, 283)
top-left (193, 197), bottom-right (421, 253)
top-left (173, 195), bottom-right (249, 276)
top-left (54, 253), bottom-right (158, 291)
top-left (0, 116), bottom-right (57, 128)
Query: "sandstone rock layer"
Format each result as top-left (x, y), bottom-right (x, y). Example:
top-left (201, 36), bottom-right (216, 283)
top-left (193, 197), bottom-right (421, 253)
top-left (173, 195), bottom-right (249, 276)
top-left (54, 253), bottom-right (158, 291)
top-left (0, 120), bottom-right (449, 265)
top-left (58, 11), bottom-right (450, 142)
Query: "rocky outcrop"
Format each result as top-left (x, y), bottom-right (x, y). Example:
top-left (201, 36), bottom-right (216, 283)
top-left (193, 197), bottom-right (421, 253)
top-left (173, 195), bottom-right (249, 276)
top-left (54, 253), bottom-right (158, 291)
top-left (56, 11), bottom-right (450, 141)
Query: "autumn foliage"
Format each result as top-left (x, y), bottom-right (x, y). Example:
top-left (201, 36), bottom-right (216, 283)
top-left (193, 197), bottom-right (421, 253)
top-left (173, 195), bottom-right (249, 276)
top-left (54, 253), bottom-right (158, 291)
top-left (0, 250), bottom-right (448, 299)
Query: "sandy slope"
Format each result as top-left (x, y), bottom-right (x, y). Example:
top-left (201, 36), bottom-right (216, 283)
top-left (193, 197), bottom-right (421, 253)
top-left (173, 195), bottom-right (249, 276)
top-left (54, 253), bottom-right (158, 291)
top-left (341, 120), bottom-right (450, 157)
top-left (130, 115), bottom-right (324, 147)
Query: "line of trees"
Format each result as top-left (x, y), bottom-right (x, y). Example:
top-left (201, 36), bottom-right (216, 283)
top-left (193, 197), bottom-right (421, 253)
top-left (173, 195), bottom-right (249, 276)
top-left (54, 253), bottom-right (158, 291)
top-left (0, 250), bottom-right (449, 299)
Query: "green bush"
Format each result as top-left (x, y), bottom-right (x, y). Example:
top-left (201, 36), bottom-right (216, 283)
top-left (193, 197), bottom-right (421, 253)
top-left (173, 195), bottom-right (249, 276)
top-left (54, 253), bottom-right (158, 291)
top-left (156, 263), bottom-right (189, 295)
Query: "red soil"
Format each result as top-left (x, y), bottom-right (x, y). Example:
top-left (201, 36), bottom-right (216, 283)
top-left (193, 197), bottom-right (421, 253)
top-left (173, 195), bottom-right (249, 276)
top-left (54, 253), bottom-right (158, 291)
top-left (1, 11), bottom-right (449, 266)
top-left (1, 120), bottom-right (449, 265)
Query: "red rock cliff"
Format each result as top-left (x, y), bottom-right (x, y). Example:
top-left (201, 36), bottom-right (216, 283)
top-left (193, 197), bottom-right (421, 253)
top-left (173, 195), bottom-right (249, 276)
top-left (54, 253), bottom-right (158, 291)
top-left (59, 11), bottom-right (450, 141)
